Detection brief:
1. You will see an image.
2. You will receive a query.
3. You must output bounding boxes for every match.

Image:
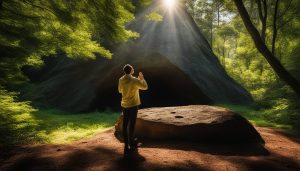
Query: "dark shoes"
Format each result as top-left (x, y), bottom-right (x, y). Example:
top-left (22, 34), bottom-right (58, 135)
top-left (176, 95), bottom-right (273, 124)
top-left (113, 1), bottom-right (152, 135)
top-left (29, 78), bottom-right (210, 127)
top-left (130, 138), bottom-right (142, 152)
top-left (129, 138), bottom-right (139, 152)
top-left (123, 146), bottom-right (130, 158)
top-left (130, 144), bottom-right (137, 152)
top-left (123, 138), bottom-right (142, 159)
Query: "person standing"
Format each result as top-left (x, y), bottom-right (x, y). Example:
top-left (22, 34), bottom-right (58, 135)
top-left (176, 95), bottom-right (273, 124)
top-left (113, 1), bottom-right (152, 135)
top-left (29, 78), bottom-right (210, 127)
top-left (118, 64), bottom-right (148, 157)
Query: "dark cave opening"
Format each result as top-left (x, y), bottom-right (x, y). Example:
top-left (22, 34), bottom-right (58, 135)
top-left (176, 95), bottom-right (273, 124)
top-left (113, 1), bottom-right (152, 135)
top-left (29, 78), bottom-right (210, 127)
top-left (91, 57), bottom-right (212, 111)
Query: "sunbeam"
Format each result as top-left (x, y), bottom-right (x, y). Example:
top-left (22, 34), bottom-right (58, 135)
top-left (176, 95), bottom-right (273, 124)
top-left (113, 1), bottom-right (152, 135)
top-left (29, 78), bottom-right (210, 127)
top-left (34, 0), bottom-right (253, 112)
top-left (164, 0), bottom-right (176, 8)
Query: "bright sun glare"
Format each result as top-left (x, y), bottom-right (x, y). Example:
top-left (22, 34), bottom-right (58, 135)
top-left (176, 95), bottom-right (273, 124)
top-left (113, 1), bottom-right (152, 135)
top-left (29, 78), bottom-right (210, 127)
top-left (164, 0), bottom-right (175, 8)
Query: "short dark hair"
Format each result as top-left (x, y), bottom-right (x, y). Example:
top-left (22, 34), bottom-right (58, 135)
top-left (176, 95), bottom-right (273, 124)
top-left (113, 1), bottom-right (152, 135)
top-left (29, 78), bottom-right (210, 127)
top-left (123, 64), bottom-right (133, 74)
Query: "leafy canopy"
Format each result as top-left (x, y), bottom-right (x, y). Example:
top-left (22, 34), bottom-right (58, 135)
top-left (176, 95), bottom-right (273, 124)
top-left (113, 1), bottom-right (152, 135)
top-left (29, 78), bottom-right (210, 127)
top-left (0, 0), bottom-right (140, 85)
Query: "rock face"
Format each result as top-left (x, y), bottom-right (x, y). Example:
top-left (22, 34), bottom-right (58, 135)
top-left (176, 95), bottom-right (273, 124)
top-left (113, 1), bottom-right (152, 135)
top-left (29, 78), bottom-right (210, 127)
top-left (26, 0), bottom-right (253, 112)
top-left (32, 54), bottom-right (211, 112)
top-left (115, 105), bottom-right (265, 144)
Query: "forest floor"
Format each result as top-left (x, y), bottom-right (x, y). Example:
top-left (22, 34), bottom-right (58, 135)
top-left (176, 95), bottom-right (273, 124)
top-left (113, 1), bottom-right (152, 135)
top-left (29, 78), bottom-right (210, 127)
top-left (0, 127), bottom-right (300, 171)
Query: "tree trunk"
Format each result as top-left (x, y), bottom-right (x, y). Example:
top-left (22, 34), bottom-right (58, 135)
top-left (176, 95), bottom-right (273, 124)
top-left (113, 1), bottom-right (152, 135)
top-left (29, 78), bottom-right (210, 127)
top-left (227, 47), bottom-right (230, 59)
top-left (272, 0), bottom-right (280, 55)
top-left (223, 36), bottom-right (226, 69)
top-left (217, 2), bottom-right (220, 26)
top-left (0, 0), bottom-right (3, 11)
top-left (210, 8), bottom-right (213, 47)
top-left (233, 0), bottom-right (300, 97)
top-left (256, 0), bottom-right (267, 43)
top-left (210, 23), bottom-right (213, 46)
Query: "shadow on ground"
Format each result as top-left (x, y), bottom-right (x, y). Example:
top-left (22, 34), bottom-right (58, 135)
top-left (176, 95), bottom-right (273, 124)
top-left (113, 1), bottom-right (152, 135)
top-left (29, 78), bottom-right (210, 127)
top-left (140, 140), bottom-right (269, 156)
top-left (1, 127), bottom-right (300, 171)
top-left (0, 145), bottom-right (213, 171)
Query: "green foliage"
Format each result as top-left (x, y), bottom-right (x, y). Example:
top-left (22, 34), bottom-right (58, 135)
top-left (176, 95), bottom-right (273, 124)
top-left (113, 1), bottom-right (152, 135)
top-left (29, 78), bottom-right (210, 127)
top-left (189, 0), bottom-right (300, 129)
top-left (0, 86), bottom-right (38, 145)
top-left (0, 98), bottom-right (119, 145)
top-left (30, 109), bottom-right (119, 144)
top-left (0, 81), bottom-right (119, 145)
top-left (216, 104), bottom-right (292, 129)
top-left (145, 12), bottom-right (163, 22)
top-left (130, 0), bottom-right (152, 11)
top-left (0, 0), bottom-right (140, 86)
top-left (0, 0), bottom-right (146, 145)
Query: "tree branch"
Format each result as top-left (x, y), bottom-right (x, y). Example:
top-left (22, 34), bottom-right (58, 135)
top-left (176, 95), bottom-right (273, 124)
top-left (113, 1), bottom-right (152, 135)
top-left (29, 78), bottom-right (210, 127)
top-left (272, 0), bottom-right (280, 55)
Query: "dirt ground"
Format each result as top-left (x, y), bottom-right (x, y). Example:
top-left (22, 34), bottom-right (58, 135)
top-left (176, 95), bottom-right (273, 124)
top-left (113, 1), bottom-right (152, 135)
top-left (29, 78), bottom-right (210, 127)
top-left (0, 127), bottom-right (299, 171)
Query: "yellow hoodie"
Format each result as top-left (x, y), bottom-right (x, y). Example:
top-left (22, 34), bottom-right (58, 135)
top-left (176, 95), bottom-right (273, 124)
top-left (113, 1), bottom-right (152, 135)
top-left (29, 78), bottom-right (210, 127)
top-left (118, 74), bottom-right (148, 108)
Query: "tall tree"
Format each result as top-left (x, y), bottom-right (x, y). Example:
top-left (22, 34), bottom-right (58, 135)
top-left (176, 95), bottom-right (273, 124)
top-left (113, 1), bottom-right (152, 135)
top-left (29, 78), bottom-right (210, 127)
top-left (233, 0), bottom-right (300, 97)
top-left (217, 25), bottom-right (237, 68)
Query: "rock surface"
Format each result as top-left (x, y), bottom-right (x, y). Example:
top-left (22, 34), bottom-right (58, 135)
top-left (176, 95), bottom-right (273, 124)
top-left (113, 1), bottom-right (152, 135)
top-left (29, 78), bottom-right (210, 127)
top-left (25, 0), bottom-right (252, 112)
top-left (115, 105), bottom-right (265, 144)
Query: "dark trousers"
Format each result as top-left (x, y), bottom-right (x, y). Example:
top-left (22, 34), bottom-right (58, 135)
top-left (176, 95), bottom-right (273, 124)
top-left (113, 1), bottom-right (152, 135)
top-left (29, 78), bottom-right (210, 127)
top-left (122, 106), bottom-right (138, 148)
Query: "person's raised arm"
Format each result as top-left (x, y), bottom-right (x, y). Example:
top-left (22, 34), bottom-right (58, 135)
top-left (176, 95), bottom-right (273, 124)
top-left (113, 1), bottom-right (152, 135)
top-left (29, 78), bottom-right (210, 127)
top-left (136, 72), bottom-right (148, 90)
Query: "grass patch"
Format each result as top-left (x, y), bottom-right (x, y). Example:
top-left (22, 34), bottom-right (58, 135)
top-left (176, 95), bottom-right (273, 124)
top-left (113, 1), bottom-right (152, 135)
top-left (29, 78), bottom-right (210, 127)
top-left (3, 103), bottom-right (298, 145)
top-left (214, 104), bottom-right (292, 130)
top-left (216, 104), bottom-right (300, 139)
top-left (1, 108), bottom-right (120, 145)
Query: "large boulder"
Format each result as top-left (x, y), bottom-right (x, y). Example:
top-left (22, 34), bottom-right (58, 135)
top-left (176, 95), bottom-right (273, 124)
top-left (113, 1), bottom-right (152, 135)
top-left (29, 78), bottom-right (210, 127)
top-left (115, 105), bottom-right (265, 144)
top-left (24, 0), bottom-right (253, 112)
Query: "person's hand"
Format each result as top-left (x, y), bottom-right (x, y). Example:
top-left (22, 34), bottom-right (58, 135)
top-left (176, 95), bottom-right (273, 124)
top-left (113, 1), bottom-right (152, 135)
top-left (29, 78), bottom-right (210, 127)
top-left (138, 72), bottom-right (144, 80)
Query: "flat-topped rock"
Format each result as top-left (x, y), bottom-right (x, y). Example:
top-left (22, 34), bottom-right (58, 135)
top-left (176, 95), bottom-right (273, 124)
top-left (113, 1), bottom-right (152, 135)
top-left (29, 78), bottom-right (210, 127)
top-left (136, 105), bottom-right (239, 125)
top-left (115, 105), bottom-right (265, 144)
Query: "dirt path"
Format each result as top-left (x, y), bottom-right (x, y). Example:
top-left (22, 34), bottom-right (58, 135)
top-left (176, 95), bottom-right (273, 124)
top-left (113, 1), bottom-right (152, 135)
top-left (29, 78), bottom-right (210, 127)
top-left (0, 127), bottom-right (300, 171)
